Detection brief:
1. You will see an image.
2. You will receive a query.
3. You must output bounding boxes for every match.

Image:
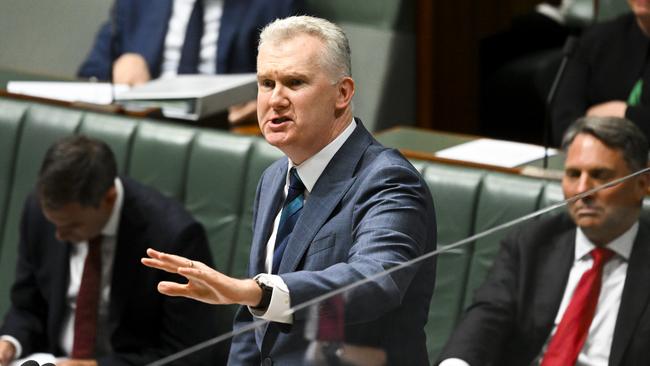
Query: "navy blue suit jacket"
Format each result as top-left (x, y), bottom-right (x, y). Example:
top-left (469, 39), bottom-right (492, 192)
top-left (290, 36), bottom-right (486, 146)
top-left (0, 177), bottom-right (221, 366)
top-left (228, 122), bottom-right (437, 365)
top-left (78, 0), bottom-right (303, 80)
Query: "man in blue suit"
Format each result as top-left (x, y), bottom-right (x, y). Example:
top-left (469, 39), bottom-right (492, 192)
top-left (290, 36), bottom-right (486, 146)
top-left (78, 0), bottom-right (303, 83)
top-left (143, 15), bottom-right (437, 365)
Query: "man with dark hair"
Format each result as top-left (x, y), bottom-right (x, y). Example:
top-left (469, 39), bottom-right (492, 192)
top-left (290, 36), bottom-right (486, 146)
top-left (0, 135), bottom-right (219, 366)
top-left (438, 116), bottom-right (650, 366)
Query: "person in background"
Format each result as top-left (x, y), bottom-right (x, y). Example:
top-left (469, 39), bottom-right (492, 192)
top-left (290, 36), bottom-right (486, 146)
top-left (77, 0), bottom-right (304, 124)
top-left (438, 116), bottom-right (650, 366)
top-left (552, 0), bottom-right (650, 144)
top-left (142, 15), bottom-right (437, 366)
top-left (0, 135), bottom-right (220, 366)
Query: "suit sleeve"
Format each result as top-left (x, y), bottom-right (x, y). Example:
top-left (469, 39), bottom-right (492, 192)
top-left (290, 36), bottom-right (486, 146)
top-left (436, 230), bottom-right (522, 366)
top-left (280, 159), bottom-right (436, 323)
top-left (0, 198), bottom-right (50, 357)
top-left (77, 20), bottom-right (115, 80)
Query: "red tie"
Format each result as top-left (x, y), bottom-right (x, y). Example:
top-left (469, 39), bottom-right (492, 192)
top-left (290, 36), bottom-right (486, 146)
top-left (541, 247), bottom-right (615, 366)
top-left (71, 235), bottom-right (103, 359)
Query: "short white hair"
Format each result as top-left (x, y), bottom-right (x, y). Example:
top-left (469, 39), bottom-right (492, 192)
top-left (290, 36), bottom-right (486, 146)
top-left (259, 15), bottom-right (351, 81)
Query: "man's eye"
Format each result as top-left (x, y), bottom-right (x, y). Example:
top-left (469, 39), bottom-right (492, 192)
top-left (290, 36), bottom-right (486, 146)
top-left (289, 79), bottom-right (303, 87)
top-left (564, 169), bottom-right (580, 178)
top-left (260, 80), bottom-right (274, 88)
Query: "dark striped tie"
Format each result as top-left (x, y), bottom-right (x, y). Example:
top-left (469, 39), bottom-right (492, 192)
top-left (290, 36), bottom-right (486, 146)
top-left (272, 168), bottom-right (305, 274)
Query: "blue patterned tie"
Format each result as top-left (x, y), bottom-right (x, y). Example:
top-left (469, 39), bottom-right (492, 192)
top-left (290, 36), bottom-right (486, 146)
top-left (272, 168), bottom-right (305, 274)
top-left (178, 0), bottom-right (203, 74)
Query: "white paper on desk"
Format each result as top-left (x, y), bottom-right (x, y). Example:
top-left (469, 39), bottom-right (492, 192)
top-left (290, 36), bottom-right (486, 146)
top-left (10, 352), bottom-right (58, 366)
top-left (435, 138), bottom-right (558, 168)
top-left (7, 81), bottom-right (130, 105)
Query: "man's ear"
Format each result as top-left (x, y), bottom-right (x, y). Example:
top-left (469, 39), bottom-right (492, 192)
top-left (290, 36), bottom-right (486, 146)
top-left (102, 184), bottom-right (118, 209)
top-left (335, 77), bottom-right (355, 110)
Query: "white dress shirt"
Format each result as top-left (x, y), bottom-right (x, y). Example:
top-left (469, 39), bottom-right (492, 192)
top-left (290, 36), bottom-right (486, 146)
top-left (249, 119), bottom-right (357, 324)
top-left (440, 222), bottom-right (637, 366)
top-left (160, 0), bottom-right (223, 76)
top-left (1, 178), bottom-right (125, 360)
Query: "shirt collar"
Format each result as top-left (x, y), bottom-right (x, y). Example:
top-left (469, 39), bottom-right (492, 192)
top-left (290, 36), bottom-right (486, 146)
top-left (575, 221), bottom-right (638, 262)
top-left (101, 177), bottom-right (124, 237)
top-left (287, 118), bottom-right (357, 192)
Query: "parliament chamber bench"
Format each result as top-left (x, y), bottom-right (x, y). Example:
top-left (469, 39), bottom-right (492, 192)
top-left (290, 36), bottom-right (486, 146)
top-left (1, 96), bottom-right (648, 362)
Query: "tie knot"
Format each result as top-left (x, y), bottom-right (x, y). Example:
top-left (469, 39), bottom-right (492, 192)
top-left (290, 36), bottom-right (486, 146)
top-left (591, 247), bottom-right (615, 267)
top-left (289, 168), bottom-right (305, 192)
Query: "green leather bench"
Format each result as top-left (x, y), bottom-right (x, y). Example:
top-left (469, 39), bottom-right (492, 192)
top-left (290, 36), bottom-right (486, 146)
top-left (1, 96), bottom-right (644, 362)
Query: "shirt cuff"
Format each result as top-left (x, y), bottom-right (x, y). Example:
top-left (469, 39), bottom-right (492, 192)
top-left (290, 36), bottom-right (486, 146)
top-left (438, 358), bottom-right (470, 366)
top-left (248, 274), bottom-right (293, 324)
top-left (0, 334), bottom-right (22, 359)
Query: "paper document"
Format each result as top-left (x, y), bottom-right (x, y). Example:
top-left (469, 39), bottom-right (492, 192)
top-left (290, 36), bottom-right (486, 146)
top-left (7, 81), bottom-right (129, 105)
top-left (435, 138), bottom-right (558, 168)
top-left (115, 74), bottom-right (257, 120)
top-left (10, 353), bottom-right (58, 366)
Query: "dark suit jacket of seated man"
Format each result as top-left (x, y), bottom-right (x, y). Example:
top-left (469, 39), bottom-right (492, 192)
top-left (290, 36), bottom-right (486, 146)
top-left (141, 15), bottom-right (437, 366)
top-left (77, 0), bottom-right (305, 81)
top-left (0, 136), bottom-right (221, 366)
top-left (438, 116), bottom-right (650, 366)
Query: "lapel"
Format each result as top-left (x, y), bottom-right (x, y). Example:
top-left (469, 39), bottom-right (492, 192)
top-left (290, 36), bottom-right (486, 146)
top-left (610, 220), bottom-right (650, 366)
top-left (216, 0), bottom-right (249, 73)
top-left (250, 161), bottom-right (286, 274)
top-left (531, 223), bottom-right (575, 346)
top-left (135, 0), bottom-right (174, 77)
top-left (107, 183), bottom-right (147, 331)
top-left (49, 239), bottom-right (71, 348)
top-left (277, 122), bottom-right (373, 274)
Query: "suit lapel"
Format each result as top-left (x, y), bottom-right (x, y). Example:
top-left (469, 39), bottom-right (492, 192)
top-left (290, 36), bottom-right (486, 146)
top-left (107, 184), bottom-right (147, 331)
top-left (49, 240), bottom-right (71, 349)
top-left (532, 225), bottom-right (575, 346)
top-left (277, 122), bottom-right (373, 274)
top-left (610, 222), bottom-right (650, 366)
top-left (249, 162), bottom-right (286, 274)
top-left (216, 0), bottom-right (249, 73)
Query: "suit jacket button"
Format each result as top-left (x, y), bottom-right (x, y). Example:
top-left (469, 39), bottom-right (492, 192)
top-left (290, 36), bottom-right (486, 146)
top-left (262, 357), bottom-right (273, 366)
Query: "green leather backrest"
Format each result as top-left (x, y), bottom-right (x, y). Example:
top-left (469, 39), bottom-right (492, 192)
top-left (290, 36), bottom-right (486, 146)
top-left (79, 113), bottom-right (138, 175)
top-left (0, 104), bottom-right (82, 317)
top-left (185, 130), bottom-right (255, 273)
top-left (0, 100), bottom-right (28, 258)
top-left (127, 121), bottom-right (196, 201)
top-left (463, 173), bottom-right (545, 308)
top-left (422, 164), bottom-right (484, 361)
top-left (231, 140), bottom-right (283, 278)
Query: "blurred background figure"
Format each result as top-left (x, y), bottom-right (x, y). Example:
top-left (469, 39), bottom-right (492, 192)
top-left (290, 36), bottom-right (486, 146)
top-left (77, 0), bottom-right (304, 124)
top-left (552, 0), bottom-right (650, 144)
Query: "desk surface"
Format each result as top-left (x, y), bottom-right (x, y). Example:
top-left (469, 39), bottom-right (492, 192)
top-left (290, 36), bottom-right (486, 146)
top-left (375, 126), bottom-right (565, 179)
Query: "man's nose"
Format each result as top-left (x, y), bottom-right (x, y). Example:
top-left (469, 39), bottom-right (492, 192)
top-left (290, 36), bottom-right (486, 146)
top-left (269, 85), bottom-right (289, 108)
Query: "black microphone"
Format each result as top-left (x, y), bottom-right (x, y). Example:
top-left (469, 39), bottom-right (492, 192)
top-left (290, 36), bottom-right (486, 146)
top-left (42, 364), bottom-right (55, 366)
top-left (542, 34), bottom-right (579, 168)
top-left (19, 360), bottom-right (39, 366)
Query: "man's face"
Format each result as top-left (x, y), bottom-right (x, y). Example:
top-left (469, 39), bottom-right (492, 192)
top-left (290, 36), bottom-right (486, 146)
top-left (256, 34), bottom-right (352, 164)
top-left (562, 133), bottom-right (648, 244)
top-left (41, 189), bottom-right (115, 243)
top-left (629, 0), bottom-right (650, 19)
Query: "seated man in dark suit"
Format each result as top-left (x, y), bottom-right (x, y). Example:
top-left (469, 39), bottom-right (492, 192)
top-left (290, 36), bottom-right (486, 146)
top-left (0, 135), bottom-right (219, 366)
top-left (438, 116), bottom-right (650, 366)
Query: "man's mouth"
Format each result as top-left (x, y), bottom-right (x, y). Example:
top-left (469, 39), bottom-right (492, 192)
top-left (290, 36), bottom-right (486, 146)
top-left (271, 116), bottom-right (291, 124)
